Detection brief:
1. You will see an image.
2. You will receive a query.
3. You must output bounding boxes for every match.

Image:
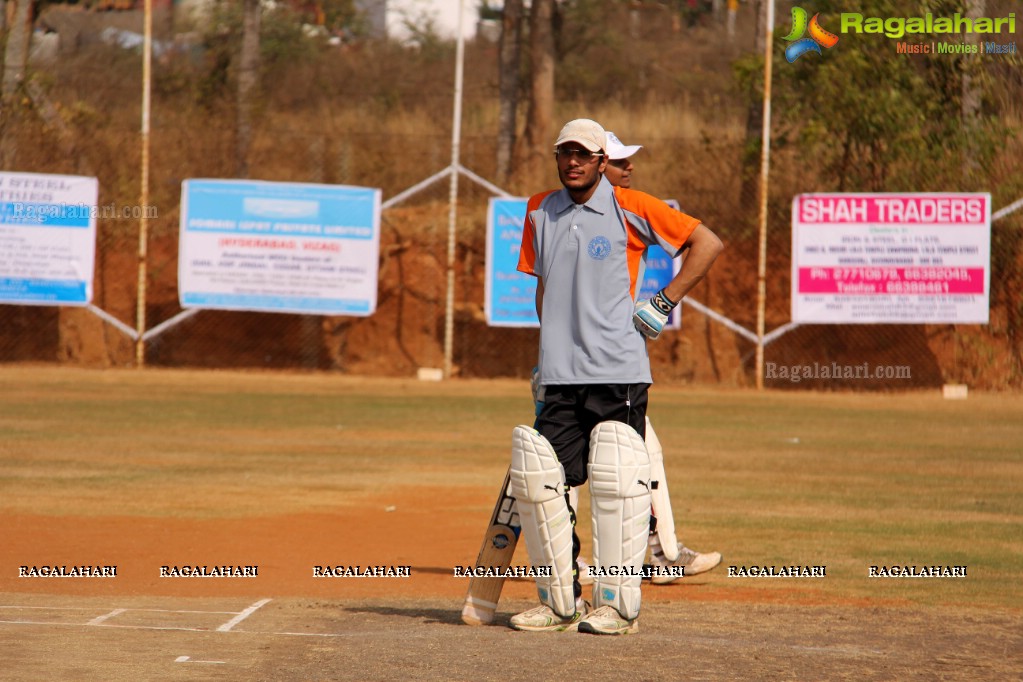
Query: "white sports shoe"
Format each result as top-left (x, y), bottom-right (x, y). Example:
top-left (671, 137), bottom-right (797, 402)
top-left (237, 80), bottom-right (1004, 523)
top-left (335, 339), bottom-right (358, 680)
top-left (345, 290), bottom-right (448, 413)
top-left (650, 545), bottom-right (723, 584)
top-left (509, 598), bottom-right (591, 632)
top-left (577, 605), bottom-right (638, 635)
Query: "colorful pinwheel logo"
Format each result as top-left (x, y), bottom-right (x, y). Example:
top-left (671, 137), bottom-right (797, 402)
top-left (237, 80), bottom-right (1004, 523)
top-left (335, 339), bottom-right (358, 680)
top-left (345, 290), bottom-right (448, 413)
top-left (783, 7), bottom-right (839, 62)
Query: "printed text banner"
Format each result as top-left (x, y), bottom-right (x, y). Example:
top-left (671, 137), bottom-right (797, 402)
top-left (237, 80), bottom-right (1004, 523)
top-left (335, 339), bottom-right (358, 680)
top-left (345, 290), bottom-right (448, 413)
top-left (0, 171), bottom-right (98, 306)
top-left (791, 193), bottom-right (991, 324)
top-left (485, 197), bottom-right (681, 328)
top-left (179, 179), bottom-right (381, 316)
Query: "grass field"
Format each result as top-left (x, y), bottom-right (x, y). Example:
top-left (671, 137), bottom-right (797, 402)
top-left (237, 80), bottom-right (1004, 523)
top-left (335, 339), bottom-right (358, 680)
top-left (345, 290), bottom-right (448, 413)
top-left (1, 366), bottom-right (1021, 680)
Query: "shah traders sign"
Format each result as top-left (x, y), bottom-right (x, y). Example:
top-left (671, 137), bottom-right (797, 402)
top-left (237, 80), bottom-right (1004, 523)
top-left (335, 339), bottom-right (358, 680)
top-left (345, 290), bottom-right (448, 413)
top-left (0, 171), bottom-right (99, 306)
top-left (791, 193), bottom-right (990, 324)
top-left (179, 179), bottom-right (381, 316)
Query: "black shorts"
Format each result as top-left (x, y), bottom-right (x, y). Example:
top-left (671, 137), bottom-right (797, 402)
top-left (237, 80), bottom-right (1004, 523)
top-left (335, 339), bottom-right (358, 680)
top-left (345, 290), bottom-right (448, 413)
top-left (534, 384), bottom-right (649, 487)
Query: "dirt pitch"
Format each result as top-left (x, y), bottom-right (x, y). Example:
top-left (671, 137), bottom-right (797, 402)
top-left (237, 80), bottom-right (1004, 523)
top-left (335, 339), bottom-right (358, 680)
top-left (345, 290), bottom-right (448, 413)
top-left (1, 367), bottom-right (1021, 681)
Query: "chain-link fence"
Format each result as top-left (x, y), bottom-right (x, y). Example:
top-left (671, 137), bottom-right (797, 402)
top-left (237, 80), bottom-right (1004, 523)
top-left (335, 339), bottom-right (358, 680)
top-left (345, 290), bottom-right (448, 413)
top-left (1, 1), bottom-right (1020, 390)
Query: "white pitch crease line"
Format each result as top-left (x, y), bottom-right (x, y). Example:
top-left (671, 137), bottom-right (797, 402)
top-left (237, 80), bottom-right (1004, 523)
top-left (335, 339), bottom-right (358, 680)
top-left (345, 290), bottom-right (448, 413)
top-left (216, 598), bottom-right (272, 632)
top-left (0, 605), bottom-right (93, 611)
top-left (0, 618), bottom-right (350, 638)
top-left (87, 609), bottom-right (126, 626)
top-left (0, 619), bottom-right (208, 632)
top-left (118, 608), bottom-right (238, 615)
top-left (175, 656), bottom-right (226, 664)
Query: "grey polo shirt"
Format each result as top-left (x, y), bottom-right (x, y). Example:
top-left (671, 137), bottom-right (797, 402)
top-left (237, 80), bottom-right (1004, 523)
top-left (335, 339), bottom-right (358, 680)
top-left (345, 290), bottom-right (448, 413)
top-left (525, 176), bottom-right (652, 386)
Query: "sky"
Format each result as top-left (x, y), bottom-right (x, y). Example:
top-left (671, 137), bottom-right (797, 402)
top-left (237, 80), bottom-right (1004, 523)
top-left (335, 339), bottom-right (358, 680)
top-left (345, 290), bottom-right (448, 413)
top-left (386, 0), bottom-right (481, 41)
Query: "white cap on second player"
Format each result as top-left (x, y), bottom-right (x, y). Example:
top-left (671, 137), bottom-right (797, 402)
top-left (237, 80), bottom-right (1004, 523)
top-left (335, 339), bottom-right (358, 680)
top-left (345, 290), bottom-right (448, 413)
top-left (604, 131), bottom-right (642, 161)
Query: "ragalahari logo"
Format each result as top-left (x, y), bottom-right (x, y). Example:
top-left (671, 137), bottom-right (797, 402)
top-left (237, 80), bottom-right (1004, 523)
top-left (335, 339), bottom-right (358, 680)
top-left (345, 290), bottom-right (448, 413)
top-left (783, 7), bottom-right (839, 62)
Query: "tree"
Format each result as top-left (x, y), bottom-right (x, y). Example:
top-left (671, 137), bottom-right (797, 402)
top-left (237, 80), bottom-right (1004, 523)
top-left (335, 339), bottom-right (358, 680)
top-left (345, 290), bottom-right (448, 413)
top-left (1, 0), bottom-right (31, 100)
top-left (0, 0), bottom-right (33, 165)
top-left (495, 0), bottom-right (523, 184)
top-left (738, 0), bottom-right (1008, 195)
top-left (736, 0), bottom-right (767, 221)
top-left (236, 0), bottom-right (261, 177)
top-left (960, 0), bottom-right (985, 178)
top-left (520, 0), bottom-right (555, 182)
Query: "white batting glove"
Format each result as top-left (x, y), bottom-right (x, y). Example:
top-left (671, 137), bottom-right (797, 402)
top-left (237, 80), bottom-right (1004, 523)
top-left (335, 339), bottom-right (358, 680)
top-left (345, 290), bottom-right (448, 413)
top-left (633, 289), bottom-right (678, 340)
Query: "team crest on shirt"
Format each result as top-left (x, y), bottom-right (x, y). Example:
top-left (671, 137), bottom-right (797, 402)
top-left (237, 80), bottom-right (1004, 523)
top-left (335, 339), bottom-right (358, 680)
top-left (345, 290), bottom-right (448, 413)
top-left (587, 236), bottom-right (611, 260)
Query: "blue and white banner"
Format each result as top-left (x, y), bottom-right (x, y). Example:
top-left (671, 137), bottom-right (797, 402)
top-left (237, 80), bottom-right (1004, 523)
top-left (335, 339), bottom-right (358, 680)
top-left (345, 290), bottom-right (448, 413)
top-left (485, 198), bottom-right (536, 327)
top-left (484, 197), bottom-right (682, 329)
top-left (179, 179), bottom-right (381, 316)
top-left (0, 172), bottom-right (98, 306)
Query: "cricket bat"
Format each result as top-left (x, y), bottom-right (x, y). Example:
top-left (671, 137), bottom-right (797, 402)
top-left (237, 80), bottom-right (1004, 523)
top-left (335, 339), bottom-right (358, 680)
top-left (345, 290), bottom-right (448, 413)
top-left (460, 468), bottom-right (521, 626)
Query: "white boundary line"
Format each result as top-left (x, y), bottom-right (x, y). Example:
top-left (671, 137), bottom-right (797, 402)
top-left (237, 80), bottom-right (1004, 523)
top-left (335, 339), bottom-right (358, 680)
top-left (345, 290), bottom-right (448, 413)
top-left (216, 598), bottom-right (272, 632)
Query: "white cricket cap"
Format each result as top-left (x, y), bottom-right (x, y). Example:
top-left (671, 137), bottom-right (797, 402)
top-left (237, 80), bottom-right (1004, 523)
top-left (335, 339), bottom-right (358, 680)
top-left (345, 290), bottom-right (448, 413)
top-left (554, 118), bottom-right (607, 153)
top-left (605, 131), bottom-right (642, 160)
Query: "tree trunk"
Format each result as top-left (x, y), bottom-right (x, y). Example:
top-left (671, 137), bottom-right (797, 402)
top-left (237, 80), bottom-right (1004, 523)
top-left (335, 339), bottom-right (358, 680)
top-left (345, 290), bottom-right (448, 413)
top-left (495, 0), bottom-right (522, 184)
top-left (236, 0), bottom-right (261, 178)
top-left (2, 0), bottom-right (31, 99)
top-left (521, 0), bottom-right (555, 184)
top-left (961, 0), bottom-right (985, 179)
top-left (738, 0), bottom-right (767, 217)
top-left (0, 0), bottom-right (32, 166)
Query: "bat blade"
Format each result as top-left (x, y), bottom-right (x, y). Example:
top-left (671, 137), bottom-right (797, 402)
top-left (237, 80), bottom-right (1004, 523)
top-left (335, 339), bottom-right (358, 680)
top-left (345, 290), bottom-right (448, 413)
top-left (460, 523), bottom-right (518, 625)
top-left (461, 469), bottom-right (520, 626)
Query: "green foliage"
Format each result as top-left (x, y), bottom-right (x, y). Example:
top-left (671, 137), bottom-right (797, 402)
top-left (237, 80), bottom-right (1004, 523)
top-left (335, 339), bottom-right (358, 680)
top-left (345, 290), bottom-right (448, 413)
top-left (196, 0), bottom-right (330, 104)
top-left (478, 1), bottom-right (502, 23)
top-left (320, 0), bottom-right (359, 34)
top-left (768, 0), bottom-right (1013, 192)
top-left (550, 1), bottom-right (636, 103)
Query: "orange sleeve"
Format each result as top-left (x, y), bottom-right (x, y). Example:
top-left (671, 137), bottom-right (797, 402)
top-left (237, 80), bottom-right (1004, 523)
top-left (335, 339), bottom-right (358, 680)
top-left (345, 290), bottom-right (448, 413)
top-left (613, 187), bottom-right (701, 254)
top-left (517, 191), bottom-right (555, 277)
top-left (614, 187), bottom-right (702, 299)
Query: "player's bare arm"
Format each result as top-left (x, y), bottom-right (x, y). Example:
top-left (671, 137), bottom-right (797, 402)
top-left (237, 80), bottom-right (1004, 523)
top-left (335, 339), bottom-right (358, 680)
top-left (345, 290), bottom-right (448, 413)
top-left (661, 223), bottom-right (723, 304)
top-left (633, 223), bottom-right (722, 340)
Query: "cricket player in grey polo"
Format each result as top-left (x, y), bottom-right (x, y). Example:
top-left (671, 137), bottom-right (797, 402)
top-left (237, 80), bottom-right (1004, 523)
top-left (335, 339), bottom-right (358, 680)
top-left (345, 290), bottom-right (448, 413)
top-left (506, 118), bottom-right (723, 635)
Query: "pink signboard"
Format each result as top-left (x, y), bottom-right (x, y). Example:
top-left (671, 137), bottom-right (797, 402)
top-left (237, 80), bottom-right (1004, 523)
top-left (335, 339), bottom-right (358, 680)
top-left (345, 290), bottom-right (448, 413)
top-left (791, 193), bottom-right (990, 323)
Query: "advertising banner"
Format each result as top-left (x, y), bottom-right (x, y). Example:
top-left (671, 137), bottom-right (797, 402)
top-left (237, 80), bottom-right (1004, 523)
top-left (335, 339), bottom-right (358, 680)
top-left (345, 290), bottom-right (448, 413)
top-left (0, 172), bottom-right (99, 306)
top-left (792, 193), bottom-right (990, 323)
top-left (179, 179), bottom-right (381, 316)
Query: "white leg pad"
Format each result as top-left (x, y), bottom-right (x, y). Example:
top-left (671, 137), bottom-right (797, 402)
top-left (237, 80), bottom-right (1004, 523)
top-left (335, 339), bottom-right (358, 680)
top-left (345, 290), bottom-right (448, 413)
top-left (509, 425), bottom-right (575, 618)
top-left (646, 417), bottom-right (680, 563)
top-left (588, 421), bottom-right (651, 621)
